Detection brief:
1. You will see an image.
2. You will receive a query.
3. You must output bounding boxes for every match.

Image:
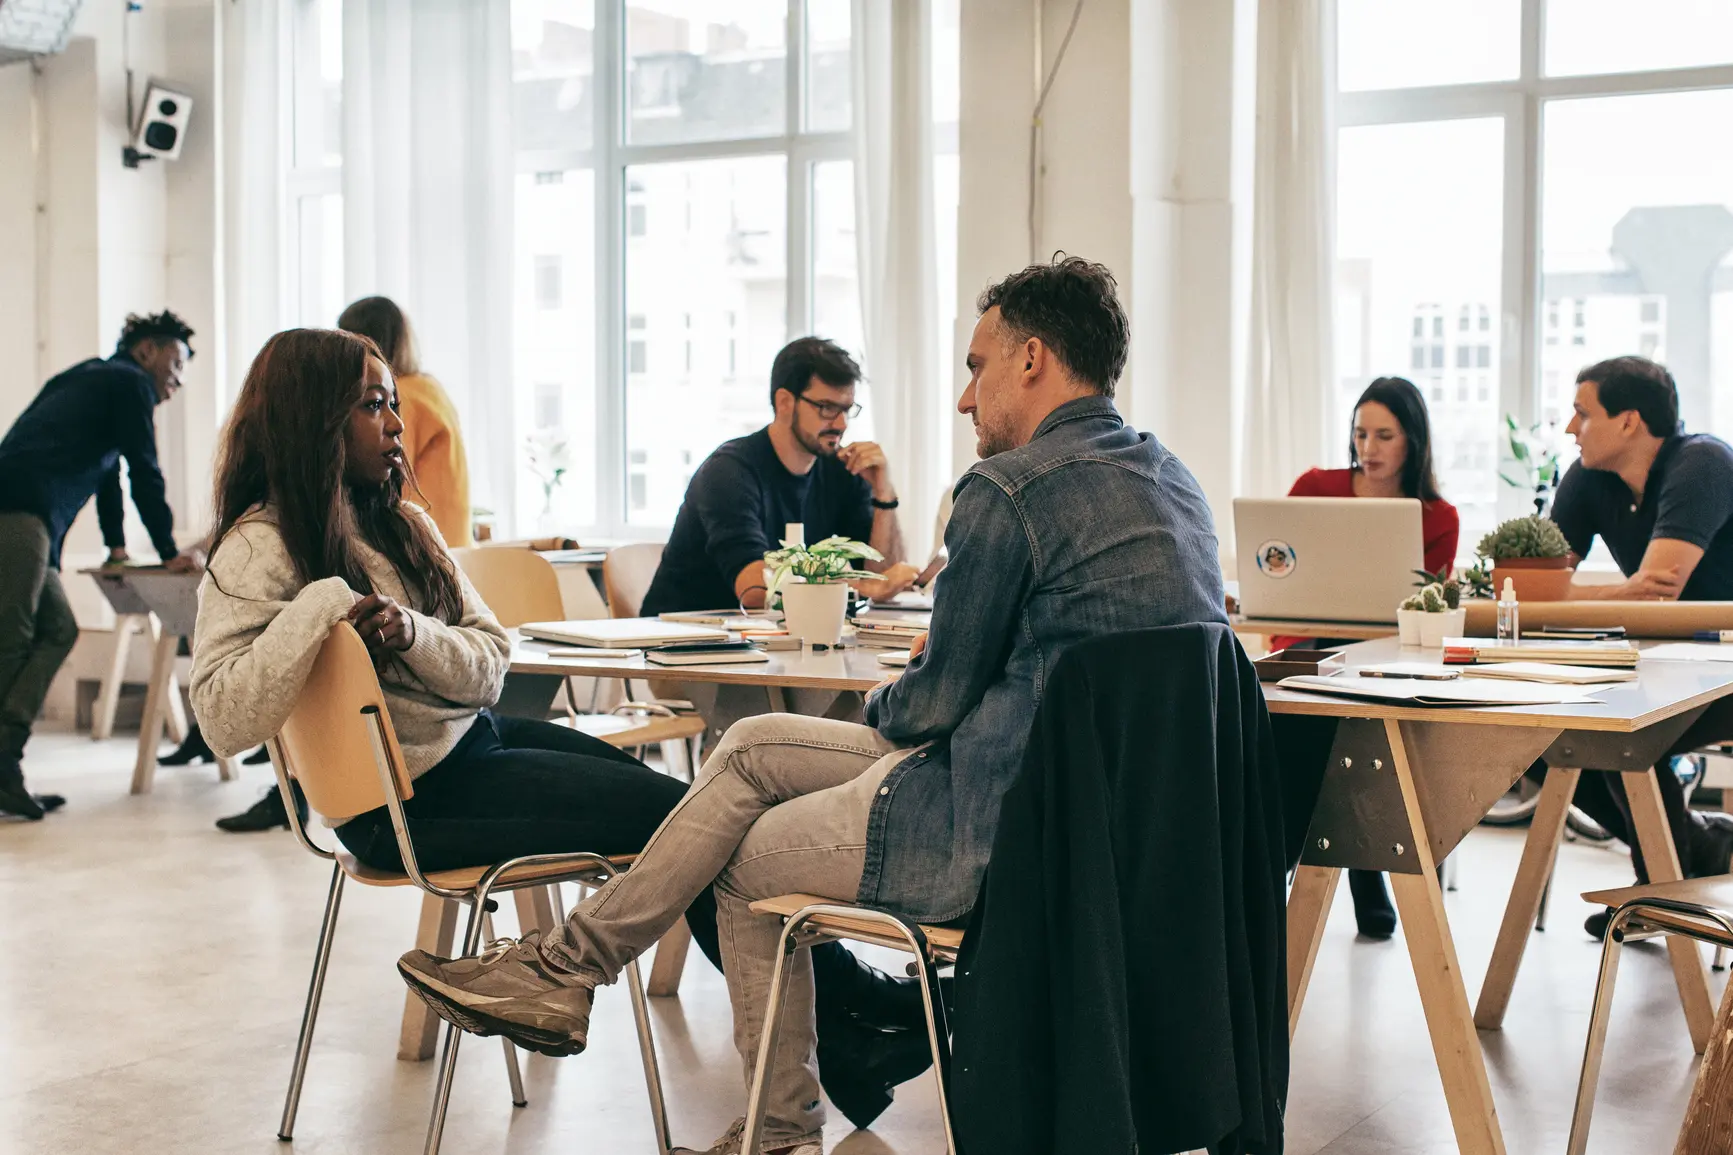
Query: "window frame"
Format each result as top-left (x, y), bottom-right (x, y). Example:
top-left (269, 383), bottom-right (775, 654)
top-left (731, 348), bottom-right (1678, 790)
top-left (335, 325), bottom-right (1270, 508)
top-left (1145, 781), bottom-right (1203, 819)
top-left (284, 0), bottom-right (342, 331)
top-left (518, 0), bottom-right (857, 535)
top-left (1337, 0), bottom-right (1733, 528)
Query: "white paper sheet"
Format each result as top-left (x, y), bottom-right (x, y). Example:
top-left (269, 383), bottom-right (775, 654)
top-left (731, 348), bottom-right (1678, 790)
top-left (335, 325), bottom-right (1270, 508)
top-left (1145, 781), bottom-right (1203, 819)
top-left (1641, 643), bottom-right (1733, 663)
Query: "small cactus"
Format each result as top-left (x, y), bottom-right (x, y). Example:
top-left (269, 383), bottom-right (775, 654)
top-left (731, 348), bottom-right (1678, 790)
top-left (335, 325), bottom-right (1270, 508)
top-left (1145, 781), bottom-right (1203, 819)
top-left (1421, 584), bottom-right (1446, 613)
top-left (1441, 578), bottom-right (1462, 610)
top-left (1400, 593), bottom-right (1427, 612)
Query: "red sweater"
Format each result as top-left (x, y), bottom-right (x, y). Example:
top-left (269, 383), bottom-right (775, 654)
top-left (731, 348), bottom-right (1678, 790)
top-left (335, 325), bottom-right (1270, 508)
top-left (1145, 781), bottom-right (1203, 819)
top-left (1267, 468), bottom-right (1461, 652)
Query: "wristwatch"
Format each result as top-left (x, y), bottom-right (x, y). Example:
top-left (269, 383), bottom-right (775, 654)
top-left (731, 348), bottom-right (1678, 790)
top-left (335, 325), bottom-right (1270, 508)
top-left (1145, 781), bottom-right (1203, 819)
top-left (871, 496), bottom-right (900, 510)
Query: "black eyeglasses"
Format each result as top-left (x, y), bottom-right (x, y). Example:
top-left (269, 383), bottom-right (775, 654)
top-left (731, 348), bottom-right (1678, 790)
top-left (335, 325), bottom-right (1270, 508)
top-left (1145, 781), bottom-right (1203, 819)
top-left (797, 395), bottom-right (863, 421)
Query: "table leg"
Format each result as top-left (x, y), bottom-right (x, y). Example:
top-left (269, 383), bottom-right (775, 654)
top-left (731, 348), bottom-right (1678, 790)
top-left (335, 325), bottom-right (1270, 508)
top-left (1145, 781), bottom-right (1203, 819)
top-left (129, 626), bottom-right (180, 795)
top-left (647, 916), bottom-right (693, 998)
top-left (399, 895), bottom-right (460, 1061)
top-left (1286, 865), bottom-right (1340, 1039)
top-left (1475, 766), bottom-right (1580, 1030)
top-left (513, 886), bottom-right (557, 936)
top-left (92, 614), bottom-right (142, 742)
top-left (1621, 768), bottom-right (1717, 1053)
top-left (1385, 718), bottom-right (1507, 1155)
top-left (1674, 964), bottom-right (1733, 1154)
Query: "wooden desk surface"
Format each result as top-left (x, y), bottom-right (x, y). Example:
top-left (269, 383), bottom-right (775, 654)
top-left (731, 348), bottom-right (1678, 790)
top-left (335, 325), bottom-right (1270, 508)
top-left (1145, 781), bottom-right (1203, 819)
top-left (78, 566), bottom-right (203, 636)
top-left (1263, 636), bottom-right (1733, 733)
top-left (510, 632), bottom-right (892, 692)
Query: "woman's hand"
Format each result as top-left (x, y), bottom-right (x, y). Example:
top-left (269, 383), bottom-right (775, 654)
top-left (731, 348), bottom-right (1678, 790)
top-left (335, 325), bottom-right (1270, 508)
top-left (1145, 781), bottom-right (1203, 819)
top-left (349, 592), bottom-right (417, 652)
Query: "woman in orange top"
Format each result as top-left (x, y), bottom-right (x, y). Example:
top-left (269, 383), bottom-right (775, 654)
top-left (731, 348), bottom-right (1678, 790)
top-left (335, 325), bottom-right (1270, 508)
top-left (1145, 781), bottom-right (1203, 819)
top-left (338, 297), bottom-right (473, 547)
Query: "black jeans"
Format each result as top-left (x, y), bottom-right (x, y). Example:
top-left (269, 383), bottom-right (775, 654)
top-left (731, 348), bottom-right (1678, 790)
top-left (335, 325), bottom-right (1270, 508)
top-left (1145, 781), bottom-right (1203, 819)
top-left (336, 713), bottom-right (726, 969)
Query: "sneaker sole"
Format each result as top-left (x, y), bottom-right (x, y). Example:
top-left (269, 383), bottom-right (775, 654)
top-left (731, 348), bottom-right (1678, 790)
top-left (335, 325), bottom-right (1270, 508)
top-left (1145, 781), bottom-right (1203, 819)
top-left (396, 961), bottom-right (588, 1058)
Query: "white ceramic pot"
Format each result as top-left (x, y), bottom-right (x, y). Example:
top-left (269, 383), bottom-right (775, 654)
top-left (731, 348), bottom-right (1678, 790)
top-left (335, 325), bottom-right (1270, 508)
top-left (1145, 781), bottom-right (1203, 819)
top-left (1418, 608), bottom-right (1467, 648)
top-left (1397, 608), bottom-right (1425, 646)
top-left (780, 580), bottom-right (849, 646)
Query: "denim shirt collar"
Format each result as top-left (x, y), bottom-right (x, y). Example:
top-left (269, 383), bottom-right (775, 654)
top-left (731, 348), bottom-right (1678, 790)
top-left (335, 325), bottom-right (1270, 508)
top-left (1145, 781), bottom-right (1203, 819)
top-left (1030, 394), bottom-right (1122, 441)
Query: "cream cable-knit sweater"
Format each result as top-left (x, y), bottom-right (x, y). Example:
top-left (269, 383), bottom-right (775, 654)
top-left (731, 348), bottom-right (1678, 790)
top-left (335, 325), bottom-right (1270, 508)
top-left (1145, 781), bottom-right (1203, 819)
top-left (190, 505), bottom-right (510, 809)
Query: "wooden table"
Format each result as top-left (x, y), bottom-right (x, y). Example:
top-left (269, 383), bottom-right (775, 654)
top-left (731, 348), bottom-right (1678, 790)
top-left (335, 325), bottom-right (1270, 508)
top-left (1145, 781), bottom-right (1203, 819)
top-left (1230, 615), bottom-right (1397, 642)
top-left (81, 567), bottom-right (237, 792)
top-left (1269, 638), bottom-right (1733, 1155)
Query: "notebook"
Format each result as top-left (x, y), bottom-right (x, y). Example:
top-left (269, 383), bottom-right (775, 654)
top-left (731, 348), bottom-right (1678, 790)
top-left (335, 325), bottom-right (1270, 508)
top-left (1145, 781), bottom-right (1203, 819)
top-left (521, 619), bottom-right (729, 649)
top-left (1279, 674), bottom-right (1604, 707)
top-left (1442, 637), bottom-right (1639, 668)
top-left (643, 641), bottom-right (771, 666)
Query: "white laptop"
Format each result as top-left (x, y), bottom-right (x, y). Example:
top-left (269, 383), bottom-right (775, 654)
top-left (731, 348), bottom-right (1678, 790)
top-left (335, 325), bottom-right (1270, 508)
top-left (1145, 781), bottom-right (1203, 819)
top-left (520, 618), bottom-right (729, 648)
top-left (1232, 497), bottom-right (1424, 626)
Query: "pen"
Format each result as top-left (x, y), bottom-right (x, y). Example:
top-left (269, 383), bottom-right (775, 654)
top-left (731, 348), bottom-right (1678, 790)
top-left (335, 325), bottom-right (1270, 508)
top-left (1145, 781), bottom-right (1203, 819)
top-left (1693, 631), bottom-right (1733, 643)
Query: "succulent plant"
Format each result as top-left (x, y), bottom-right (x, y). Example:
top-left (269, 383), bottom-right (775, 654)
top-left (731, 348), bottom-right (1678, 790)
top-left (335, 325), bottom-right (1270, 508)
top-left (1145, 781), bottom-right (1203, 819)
top-left (1400, 593), bottom-right (1427, 612)
top-left (1421, 585), bottom-right (1446, 613)
top-left (1476, 515), bottom-right (1571, 561)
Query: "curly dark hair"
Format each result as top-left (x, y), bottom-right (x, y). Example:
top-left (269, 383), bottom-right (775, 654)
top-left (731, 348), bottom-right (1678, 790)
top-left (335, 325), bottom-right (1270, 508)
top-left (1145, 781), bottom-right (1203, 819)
top-left (977, 254), bottom-right (1128, 396)
top-left (115, 310), bottom-right (196, 358)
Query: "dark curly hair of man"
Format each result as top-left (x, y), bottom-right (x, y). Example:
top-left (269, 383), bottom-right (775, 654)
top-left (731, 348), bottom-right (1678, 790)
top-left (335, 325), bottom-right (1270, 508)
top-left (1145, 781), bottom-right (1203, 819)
top-left (115, 310), bottom-right (196, 358)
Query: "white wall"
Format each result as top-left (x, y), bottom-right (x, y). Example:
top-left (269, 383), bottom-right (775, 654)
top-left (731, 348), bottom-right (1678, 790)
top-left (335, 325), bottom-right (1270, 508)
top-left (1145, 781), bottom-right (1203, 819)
top-left (0, 64), bottom-right (38, 428)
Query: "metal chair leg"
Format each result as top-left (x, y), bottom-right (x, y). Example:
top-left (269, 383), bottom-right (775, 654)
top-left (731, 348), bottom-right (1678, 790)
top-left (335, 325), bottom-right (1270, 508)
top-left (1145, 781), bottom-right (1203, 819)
top-left (1567, 914), bottom-right (1629, 1155)
top-left (423, 902), bottom-right (488, 1155)
top-left (1714, 945), bottom-right (1728, 972)
top-left (910, 938), bottom-right (958, 1153)
top-left (279, 862), bottom-right (346, 1140)
top-left (740, 924), bottom-right (805, 1155)
top-left (625, 958), bottom-right (672, 1154)
top-left (482, 912), bottom-right (528, 1109)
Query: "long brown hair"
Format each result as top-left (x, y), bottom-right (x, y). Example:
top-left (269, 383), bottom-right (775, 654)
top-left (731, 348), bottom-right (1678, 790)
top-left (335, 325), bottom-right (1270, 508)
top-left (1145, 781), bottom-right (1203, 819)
top-left (337, 295), bottom-right (421, 378)
top-left (211, 328), bottom-right (462, 622)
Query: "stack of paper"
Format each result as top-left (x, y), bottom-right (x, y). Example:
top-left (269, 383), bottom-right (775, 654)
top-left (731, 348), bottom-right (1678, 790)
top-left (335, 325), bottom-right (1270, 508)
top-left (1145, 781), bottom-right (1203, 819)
top-left (1279, 674), bottom-right (1605, 707)
top-left (1442, 637), bottom-right (1639, 668)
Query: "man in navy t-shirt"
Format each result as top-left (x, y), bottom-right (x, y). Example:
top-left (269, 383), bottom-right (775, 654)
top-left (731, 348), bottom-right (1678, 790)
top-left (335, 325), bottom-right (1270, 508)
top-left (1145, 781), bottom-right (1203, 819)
top-left (641, 337), bottom-right (916, 616)
top-left (1542, 355), bottom-right (1733, 935)
top-left (0, 311), bottom-right (204, 819)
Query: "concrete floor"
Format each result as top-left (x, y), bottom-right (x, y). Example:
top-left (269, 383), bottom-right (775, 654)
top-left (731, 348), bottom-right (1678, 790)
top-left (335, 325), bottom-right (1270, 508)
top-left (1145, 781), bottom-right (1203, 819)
top-left (1, 729), bottom-right (1723, 1154)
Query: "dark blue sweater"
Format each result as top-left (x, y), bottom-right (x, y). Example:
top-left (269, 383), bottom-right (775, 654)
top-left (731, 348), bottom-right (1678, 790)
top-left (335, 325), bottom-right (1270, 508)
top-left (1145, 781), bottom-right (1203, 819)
top-left (0, 353), bottom-right (178, 569)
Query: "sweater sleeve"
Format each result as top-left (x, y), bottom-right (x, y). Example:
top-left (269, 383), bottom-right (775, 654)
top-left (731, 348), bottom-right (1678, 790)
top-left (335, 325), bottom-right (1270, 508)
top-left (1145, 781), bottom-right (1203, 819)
top-left (396, 511), bottom-right (510, 708)
top-left (190, 521), bottom-right (358, 758)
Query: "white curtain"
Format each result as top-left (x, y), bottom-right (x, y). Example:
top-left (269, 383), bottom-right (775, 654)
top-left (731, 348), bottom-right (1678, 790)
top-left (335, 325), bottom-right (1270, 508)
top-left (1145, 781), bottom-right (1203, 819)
top-left (852, 0), bottom-right (944, 553)
top-left (1240, 0), bottom-right (1336, 498)
top-left (342, 0), bottom-right (516, 530)
top-left (221, 0), bottom-right (287, 406)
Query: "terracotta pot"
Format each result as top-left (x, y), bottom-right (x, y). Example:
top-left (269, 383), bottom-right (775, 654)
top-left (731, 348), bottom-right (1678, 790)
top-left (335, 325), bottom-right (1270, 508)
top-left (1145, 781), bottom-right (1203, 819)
top-left (1490, 556), bottom-right (1575, 602)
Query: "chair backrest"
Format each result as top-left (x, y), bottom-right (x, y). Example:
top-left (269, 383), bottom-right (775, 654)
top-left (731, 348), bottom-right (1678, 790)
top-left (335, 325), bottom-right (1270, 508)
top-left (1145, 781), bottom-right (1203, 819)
top-left (275, 623), bottom-right (415, 819)
top-left (603, 543), bottom-right (665, 618)
top-left (451, 546), bottom-right (566, 628)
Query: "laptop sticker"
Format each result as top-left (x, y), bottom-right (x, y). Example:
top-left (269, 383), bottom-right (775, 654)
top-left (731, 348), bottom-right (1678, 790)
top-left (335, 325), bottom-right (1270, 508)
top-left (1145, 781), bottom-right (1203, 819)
top-left (1256, 540), bottom-right (1296, 579)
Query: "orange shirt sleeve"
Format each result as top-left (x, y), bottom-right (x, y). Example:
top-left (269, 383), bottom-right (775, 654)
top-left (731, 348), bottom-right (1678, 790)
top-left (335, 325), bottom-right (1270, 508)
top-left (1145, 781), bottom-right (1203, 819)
top-left (396, 376), bottom-right (473, 548)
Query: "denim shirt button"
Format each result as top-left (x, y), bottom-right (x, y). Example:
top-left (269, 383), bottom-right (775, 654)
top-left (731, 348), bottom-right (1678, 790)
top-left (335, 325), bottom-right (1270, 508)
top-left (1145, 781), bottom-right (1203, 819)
top-left (879, 786), bottom-right (890, 796)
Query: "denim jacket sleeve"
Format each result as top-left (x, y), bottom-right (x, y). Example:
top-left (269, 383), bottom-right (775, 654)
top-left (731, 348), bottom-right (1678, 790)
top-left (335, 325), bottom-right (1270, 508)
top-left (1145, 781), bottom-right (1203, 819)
top-left (866, 474), bottom-right (1033, 742)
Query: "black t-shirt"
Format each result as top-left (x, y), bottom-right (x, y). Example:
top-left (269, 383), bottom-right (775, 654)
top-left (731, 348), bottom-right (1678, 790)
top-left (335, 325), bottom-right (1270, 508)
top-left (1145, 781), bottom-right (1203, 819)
top-left (640, 428), bottom-right (874, 616)
top-left (1550, 433), bottom-right (1733, 601)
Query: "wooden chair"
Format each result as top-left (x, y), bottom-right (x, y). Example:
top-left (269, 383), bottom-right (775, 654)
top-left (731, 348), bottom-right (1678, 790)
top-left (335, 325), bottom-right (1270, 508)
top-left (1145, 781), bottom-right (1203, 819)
top-left (744, 895), bottom-right (960, 1153)
top-left (1568, 876), bottom-right (1733, 1155)
top-left (602, 542), bottom-right (665, 618)
top-left (267, 624), bottom-right (672, 1155)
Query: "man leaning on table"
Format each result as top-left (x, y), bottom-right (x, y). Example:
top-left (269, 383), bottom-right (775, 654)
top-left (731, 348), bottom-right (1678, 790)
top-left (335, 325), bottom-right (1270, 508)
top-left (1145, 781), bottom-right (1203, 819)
top-left (1536, 354), bottom-right (1733, 937)
top-left (397, 256), bottom-right (1228, 1155)
top-left (0, 311), bottom-right (204, 820)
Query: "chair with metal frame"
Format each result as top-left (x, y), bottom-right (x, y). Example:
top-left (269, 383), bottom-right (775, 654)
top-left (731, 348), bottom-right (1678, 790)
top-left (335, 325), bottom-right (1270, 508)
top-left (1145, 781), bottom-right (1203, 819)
top-left (743, 894), bottom-right (960, 1154)
top-left (1567, 876), bottom-right (1733, 1155)
top-left (267, 622), bottom-right (672, 1155)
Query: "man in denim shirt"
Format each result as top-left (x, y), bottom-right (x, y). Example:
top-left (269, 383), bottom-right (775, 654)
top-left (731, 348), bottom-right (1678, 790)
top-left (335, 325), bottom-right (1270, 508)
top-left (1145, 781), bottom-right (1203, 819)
top-left (400, 257), bottom-right (1227, 1155)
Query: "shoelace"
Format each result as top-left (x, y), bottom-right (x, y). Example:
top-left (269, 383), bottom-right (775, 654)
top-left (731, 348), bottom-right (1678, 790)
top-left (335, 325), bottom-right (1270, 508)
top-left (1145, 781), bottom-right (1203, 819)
top-left (477, 929), bottom-right (543, 964)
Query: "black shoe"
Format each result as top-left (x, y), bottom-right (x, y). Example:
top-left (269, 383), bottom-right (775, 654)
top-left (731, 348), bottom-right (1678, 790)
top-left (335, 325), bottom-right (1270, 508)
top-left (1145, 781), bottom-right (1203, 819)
top-left (812, 942), bottom-right (928, 1032)
top-left (1586, 907), bottom-right (1614, 941)
top-left (216, 784), bottom-right (307, 833)
top-left (1349, 869), bottom-right (1397, 939)
top-left (33, 793), bottom-right (65, 813)
top-left (242, 747), bottom-right (271, 765)
top-left (159, 726), bottom-right (216, 766)
top-left (0, 757), bottom-right (44, 821)
top-left (816, 1007), bottom-right (937, 1130)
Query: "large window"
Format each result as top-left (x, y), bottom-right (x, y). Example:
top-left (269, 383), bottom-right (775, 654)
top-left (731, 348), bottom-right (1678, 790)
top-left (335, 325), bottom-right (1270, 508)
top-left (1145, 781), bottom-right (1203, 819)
top-left (285, 0), bottom-right (344, 330)
top-left (1336, 1), bottom-right (1733, 552)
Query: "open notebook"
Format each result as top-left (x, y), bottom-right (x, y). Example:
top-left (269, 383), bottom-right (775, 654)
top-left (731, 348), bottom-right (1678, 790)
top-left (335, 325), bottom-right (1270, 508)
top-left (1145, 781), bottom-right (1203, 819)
top-left (521, 619), bottom-right (729, 648)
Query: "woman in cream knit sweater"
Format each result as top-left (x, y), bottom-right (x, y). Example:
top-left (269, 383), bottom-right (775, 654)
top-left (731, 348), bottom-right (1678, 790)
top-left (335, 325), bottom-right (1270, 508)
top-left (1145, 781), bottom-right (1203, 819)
top-left (189, 328), bottom-right (936, 1127)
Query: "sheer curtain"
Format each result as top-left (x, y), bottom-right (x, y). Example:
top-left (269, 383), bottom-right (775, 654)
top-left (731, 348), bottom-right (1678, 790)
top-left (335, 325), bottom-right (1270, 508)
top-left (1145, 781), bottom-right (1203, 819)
top-left (221, 0), bottom-right (287, 404)
top-left (853, 0), bottom-right (944, 552)
top-left (1240, 0), bottom-right (1336, 499)
top-left (342, 0), bottom-right (516, 529)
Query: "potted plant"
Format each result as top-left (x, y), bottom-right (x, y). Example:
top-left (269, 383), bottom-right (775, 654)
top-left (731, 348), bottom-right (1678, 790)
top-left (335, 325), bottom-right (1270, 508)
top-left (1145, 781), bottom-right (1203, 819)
top-left (1476, 515), bottom-right (1574, 601)
top-left (1500, 415), bottom-right (1564, 516)
top-left (764, 535), bottom-right (883, 645)
top-left (1399, 575), bottom-right (1465, 647)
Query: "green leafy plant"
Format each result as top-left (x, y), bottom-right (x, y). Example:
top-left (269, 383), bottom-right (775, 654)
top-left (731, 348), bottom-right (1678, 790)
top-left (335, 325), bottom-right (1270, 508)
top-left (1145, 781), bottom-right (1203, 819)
top-left (1461, 560), bottom-right (1495, 599)
top-left (524, 433), bottom-right (571, 517)
top-left (1476, 515), bottom-right (1571, 562)
top-left (1501, 415), bottom-right (1563, 516)
top-left (763, 535), bottom-right (883, 596)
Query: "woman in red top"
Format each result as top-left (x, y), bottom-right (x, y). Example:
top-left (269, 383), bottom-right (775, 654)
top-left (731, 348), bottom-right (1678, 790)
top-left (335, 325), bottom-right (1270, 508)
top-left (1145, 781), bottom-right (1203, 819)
top-left (1281, 376), bottom-right (1460, 939)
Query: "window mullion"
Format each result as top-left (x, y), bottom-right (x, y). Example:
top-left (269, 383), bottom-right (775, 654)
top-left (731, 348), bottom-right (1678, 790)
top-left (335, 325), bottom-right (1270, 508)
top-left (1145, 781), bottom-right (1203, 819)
top-left (787, 0), bottom-right (809, 339)
top-left (596, 0), bottom-right (626, 536)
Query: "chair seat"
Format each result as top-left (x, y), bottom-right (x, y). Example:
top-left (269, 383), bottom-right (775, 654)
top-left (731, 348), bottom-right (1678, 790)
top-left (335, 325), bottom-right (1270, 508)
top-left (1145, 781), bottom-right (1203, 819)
top-left (337, 848), bottom-right (636, 892)
top-left (749, 893), bottom-right (965, 959)
top-left (571, 712), bottom-right (707, 747)
top-left (1582, 874), bottom-right (1733, 948)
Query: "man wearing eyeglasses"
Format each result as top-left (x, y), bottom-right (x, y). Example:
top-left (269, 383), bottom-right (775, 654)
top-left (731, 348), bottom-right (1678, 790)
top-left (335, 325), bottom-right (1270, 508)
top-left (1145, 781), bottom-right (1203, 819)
top-left (640, 336), bottom-right (917, 617)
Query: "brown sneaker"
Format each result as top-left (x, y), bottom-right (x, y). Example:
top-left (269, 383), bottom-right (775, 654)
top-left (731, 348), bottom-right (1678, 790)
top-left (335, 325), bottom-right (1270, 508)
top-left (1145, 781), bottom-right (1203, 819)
top-left (397, 930), bottom-right (595, 1057)
top-left (671, 1117), bottom-right (821, 1155)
